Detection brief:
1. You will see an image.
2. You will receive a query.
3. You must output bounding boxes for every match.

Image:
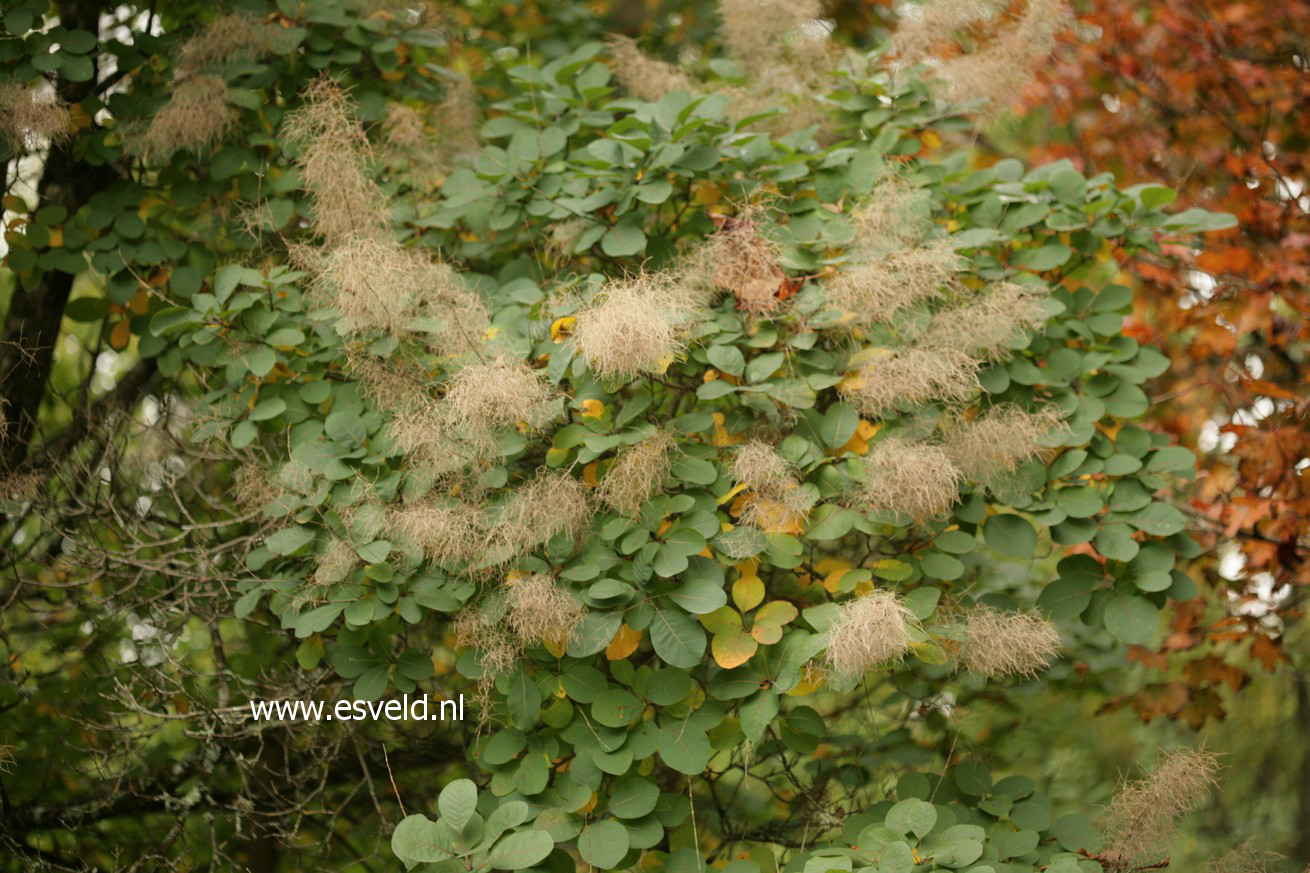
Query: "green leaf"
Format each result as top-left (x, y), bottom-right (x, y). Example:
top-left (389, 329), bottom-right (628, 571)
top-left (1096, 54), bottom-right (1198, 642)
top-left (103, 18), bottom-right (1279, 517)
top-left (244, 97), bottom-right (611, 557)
top-left (592, 688), bottom-right (642, 727)
top-left (438, 778), bottom-right (478, 834)
top-left (658, 718), bottom-right (712, 774)
top-left (650, 607), bottom-right (707, 668)
top-left (266, 526), bottom-right (316, 556)
top-left (391, 815), bottom-right (454, 864)
top-left (489, 830), bottom-right (553, 869)
top-left (879, 841), bottom-right (914, 873)
top-left (578, 820), bottom-right (629, 869)
top-left (601, 223), bottom-right (646, 257)
top-left (607, 776), bottom-right (660, 820)
top-left (707, 345), bottom-right (746, 377)
top-left (1103, 593), bottom-right (1159, 644)
top-left (739, 690), bottom-right (779, 743)
top-left (983, 514), bottom-right (1037, 559)
top-left (885, 799), bottom-right (936, 838)
top-left (507, 668), bottom-right (542, 730)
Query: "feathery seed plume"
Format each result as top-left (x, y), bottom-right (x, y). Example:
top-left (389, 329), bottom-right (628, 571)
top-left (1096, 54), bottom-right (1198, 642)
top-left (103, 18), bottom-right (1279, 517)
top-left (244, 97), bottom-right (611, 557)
top-left (734, 441), bottom-right (793, 491)
top-left (315, 538), bottom-right (358, 585)
top-left (506, 574), bottom-right (585, 646)
top-left (918, 281), bottom-right (1049, 361)
top-left (858, 437), bottom-right (962, 518)
top-left (129, 75), bottom-right (234, 161)
top-left (573, 277), bottom-right (686, 382)
top-left (1100, 747), bottom-right (1221, 872)
top-left (597, 431), bottom-right (675, 513)
top-left (825, 589), bottom-right (916, 680)
top-left (944, 403), bottom-right (1067, 483)
top-left (1204, 842), bottom-right (1283, 873)
top-left (825, 241), bottom-right (961, 327)
top-left (958, 605), bottom-right (1061, 677)
top-left (174, 13), bottom-right (279, 78)
top-left (839, 347), bottom-right (980, 417)
top-left (387, 500), bottom-right (484, 565)
top-left (606, 34), bottom-right (696, 101)
top-left (892, 0), bottom-right (1001, 65)
top-left (719, 0), bottom-right (826, 77)
top-left (283, 77), bottom-right (386, 243)
top-left (490, 472), bottom-right (592, 558)
top-left (925, 0), bottom-right (1070, 110)
top-left (0, 82), bottom-right (70, 151)
top-left (443, 359), bottom-right (555, 433)
top-left (683, 211), bottom-right (788, 312)
top-left (453, 608), bottom-right (518, 678)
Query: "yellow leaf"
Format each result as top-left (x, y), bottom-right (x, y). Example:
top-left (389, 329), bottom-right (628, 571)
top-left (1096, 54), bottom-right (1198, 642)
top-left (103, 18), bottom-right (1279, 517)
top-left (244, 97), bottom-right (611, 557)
top-left (550, 316), bottom-right (576, 342)
top-left (712, 629), bottom-right (758, 669)
top-left (711, 411), bottom-right (744, 447)
top-left (579, 398), bottom-right (604, 419)
top-left (605, 624), bottom-right (641, 661)
top-left (582, 461), bottom-right (600, 488)
top-left (732, 575), bottom-right (765, 612)
top-left (108, 319), bottom-right (131, 350)
top-left (717, 483), bottom-right (748, 506)
top-left (699, 605), bottom-right (743, 636)
top-left (833, 419), bottom-right (880, 456)
top-left (755, 600), bottom-right (798, 626)
top-left (544, 636), bottom-right (567, 658)
top-left (749, 620), bottom-right (782, 645)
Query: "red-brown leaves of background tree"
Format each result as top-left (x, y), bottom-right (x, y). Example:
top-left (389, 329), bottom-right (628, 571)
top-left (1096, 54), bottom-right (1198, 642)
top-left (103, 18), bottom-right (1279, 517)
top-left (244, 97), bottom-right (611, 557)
top-left (1021, 0), bottom-right (1309, 724)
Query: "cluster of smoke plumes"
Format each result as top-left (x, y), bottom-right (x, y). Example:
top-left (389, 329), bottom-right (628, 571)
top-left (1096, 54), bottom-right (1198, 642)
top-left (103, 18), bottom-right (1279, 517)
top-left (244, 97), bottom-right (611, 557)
top-left (572, 276), bottom-right (692, 382)
top-left (386, 358), bottom-right (558, 473)
top-left (455, 574), bottom-right (584, 677)
top-left (892, 0), bottom-right (1070, 111)
top-left (676, 208), bottom-right (789, 313)
top-left (1204, 842), bottom-right (1286, 873)
top-left (281, 76), bottom-right (488, 349)
top-left (733, 441), bottom-right (812, 533)
top-left (381, 76), bottom-right (481, 190)
top-left (0, 81), bottom-right (70, 151)
top-left (956, 604), bottom-right (1060, 677)
top-left (1099, 748), bottom-right (1220, 871)
top-left (824, 589), bottom-right (916, 680)
top-left (596, 431), bottom-right (675, 513)
top-left (127, 14), bottom-right (283, 161)
top-left (608, 0), bottom-right (834, 135)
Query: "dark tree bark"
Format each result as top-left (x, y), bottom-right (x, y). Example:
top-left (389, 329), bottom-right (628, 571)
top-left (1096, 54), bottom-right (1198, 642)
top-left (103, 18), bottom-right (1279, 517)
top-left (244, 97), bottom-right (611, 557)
top-left (0, 0), bottom-right (114, 469)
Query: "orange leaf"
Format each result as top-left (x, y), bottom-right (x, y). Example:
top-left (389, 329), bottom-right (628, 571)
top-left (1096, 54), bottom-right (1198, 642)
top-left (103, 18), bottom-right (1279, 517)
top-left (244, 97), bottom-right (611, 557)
top-left (605, 624), bottom-right (641, 661)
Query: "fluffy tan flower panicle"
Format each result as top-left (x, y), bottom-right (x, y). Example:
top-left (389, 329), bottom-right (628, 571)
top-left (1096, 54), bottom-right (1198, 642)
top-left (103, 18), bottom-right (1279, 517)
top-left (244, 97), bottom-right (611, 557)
top-left (734, 441), bottom-right (792, 491)
top-left (573, 277), bottom-right (686, 382)
top-left (491, 472), bottom-right (592, 558)
top-left (839, 347), bottom-right (979, 417)
top-left (312, 236), bottom-right (428, 334)
top-left (282, 76), bottom-right (386, 244)
top-left (597, 431), bottom-right (675, 513)
top-left (825, 589), bottom-right (916, 680)
top-left (733, 441), bottom-right (811, 533)
top-left (682, 211), bottom-right (788, 313)
top-left (858, 438), bottom-right (962, 519)
top-left (849, 175), bottom-right (935, 251)
top-left (944, 404), bottom-right (1066, 483)
top-left (891, 0), bottom-right (1001, 65)
top-left (1204, 842), bottom-right (1283, 873)
top-left (382, 103), bottom-right (443, 189)
top-left (919, 282), bottom-right (1050, 361)
top-left (174, 12), bottom-right (279, 78)
top-left (826, 241), bottom-right (961, 328)
top-left (387, 500), bottom-right (484, 565)
top-left (719, 0), bottom-right (826, 78)
top-left (314, 538), bottom-right (358, 585)
top-left (453, 608), bottom-right (518, 678)
top-left (506, 574), bottom-right (585, 647)
top-left (958, 605), bottom-right (1061, 677)
top-left (606, 35), bottom-right (697, 102)
top-left (431, 75), bottom-right (482, 159)
top-left (0, 82), bottom-right (70, 151)
top-left (1100, 748), bottom-right (1221, 872)
top-left (129, 75), bottom-right (234, 161)
top-left (932, 0), bottom-right (1069, 109)
top-left (443, 359), bottom-right (555, 434)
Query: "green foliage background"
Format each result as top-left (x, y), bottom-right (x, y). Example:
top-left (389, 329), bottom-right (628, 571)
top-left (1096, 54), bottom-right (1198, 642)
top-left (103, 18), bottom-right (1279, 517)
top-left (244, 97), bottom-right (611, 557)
top-left (0, 1), bottom-right (1296, 872)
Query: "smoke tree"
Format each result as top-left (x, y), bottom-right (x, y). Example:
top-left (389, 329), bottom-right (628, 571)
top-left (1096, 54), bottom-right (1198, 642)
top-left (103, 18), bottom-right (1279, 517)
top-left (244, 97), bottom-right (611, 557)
top-left (0, 0), bottom-right (1238, 869)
